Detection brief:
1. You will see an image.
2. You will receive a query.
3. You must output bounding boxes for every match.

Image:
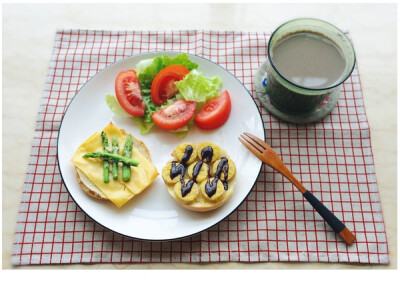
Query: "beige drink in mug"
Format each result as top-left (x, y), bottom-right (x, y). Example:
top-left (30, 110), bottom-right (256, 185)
top-left (264, 18), bottom-right (356, 115)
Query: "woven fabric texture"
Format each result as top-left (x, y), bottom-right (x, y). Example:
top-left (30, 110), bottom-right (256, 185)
top-left (12, 30), bottom-right (389, 265)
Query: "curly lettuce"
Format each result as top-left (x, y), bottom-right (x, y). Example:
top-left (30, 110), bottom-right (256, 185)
top-left (175, 70), bottom-right (222, 103)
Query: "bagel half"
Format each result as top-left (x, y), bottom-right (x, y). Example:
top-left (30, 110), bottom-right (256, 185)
top-left (162, 142), bottom-right (236, 212)
top-left (71, 123), bottom-right (158, 208)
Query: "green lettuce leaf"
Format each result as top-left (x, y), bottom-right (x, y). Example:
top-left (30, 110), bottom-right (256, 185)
top-left (132, 116), bottom-right (155, 135)
top-left (161, 54), bottom-right (198, 71)
top-left (141, 90), bottom-right (160, 123)
top-left (136, 59), bottom-right (154, 75)
top-left (175, 70), bottom-right (222, 103)
top-left (169, 118), bottom-right (195, 139)
top-left (105, 94), bottom-right (130, 117)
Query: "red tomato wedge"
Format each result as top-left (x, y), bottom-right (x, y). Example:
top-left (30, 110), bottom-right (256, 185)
top-left (152, 100), bottom-right (196, 130)
top-left (151, 65), bottom-right (190, 106)
top-left (115, 70), bottom-right (145, 116)
top-left (194, 90), bottom-right (231, 130)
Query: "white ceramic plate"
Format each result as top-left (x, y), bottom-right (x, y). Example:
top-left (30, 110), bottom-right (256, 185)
top-left (58, 51), bottom-right (265, 241)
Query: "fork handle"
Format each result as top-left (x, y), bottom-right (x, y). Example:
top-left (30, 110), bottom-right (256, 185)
top-left (302, 190), bottom-right (356, 245)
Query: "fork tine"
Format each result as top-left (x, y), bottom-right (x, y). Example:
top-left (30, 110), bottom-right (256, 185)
top-left (238, 135), bottom-right (266, 163)
top-left (243, 132), bottom-right (268, 150)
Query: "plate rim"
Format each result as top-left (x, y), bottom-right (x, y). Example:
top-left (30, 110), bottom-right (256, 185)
top-left (57, 50), bottom-right (266, 241)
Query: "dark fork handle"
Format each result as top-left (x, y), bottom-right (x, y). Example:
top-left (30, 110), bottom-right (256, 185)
top-left (302, 190), bottom-right (356, 245)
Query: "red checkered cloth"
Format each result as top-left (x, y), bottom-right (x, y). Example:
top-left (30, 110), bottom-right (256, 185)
top-left (12, 30), bottom-right (389, 265)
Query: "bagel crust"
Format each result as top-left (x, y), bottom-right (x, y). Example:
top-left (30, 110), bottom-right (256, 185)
top-left (162, 142), bottom-right (236, 212)
top-left (76, 169), bottom-right (107, 200)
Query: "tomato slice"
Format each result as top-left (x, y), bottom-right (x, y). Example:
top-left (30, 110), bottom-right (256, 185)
top-left (151, 65), bottom-right (190, 106)
top-left (152, 100), bottom-right (196, 130)
top-left (194, 90), bottom-right (231, 130)
top-left (115, 70), bottom-right (145, 116)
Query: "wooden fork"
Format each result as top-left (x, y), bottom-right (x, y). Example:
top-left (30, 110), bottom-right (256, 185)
top-left (239, 132), bottom-right (356, 245)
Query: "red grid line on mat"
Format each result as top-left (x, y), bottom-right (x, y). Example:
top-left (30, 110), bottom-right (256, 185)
top-left (347, 79), bottom-right (366, 261)
top-left (11, 30), bottom-right (389, 265)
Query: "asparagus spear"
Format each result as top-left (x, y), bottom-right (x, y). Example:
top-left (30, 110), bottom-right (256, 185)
top-left (101, 131), bottom-right (110, 183)
top-left (111, 136), bottom-right (119, 180)
top-left (122, 135), bottom-right (133, 182)
top-left (83, 151), bottom-right (139, 166)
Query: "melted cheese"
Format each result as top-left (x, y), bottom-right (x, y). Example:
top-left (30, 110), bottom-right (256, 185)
top-left (71, 123), bottom-right (158, 208)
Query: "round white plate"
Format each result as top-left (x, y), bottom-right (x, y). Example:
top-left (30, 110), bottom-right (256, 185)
top-left (58, 51), bottom-right (265, 241)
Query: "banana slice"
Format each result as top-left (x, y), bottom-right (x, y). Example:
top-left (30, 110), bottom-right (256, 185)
top-left (162, 161), bottom-right (185, 184)
top-left (172, 143), bottom-right (198, 165)
top-left (198, 142), bottom-right (220, 163)
top-left (212, 157), bottom-right (236, 181)
top-left (174, 179), bottom-right (199, 203)
top-left (200, 177), bottom-right (225, 202)
top-left (187, 161), bottom-right (209, 183)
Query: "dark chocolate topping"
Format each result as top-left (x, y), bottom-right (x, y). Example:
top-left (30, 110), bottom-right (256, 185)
top-left (180, 179), bottom-right (195, 197)
top-left (181, 145), bottom-right (193, 165)
top-left (170, 161), bottom-right (186, 179)
top-left (192, 161), bottom-right (204, 182)
top-left (201, 146), bottom-right (213, 163)
top-left (205, 177), bottom-right (219, 198)
top-left (215, 157), bottom-right (229, 179)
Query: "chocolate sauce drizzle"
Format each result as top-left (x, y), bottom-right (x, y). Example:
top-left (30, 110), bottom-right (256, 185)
top-left (170, 145), bottom-right (197, 198)
top-left (180, 179), bottom-right (195, 197)
top-left (170, 161), bottom-right (185, 180)
top-left (215, 157), bottom-right (229, 181)
top-left (205, 157), bottom-right (230, 197)
top-left (205, 177), bottom-right (219, 197)
top-left (201, 146), bottom-right (213, 163)
top-left (192, 161), bottom-right (208, 182)
top-left (181, 145), bottom-right (193, 165)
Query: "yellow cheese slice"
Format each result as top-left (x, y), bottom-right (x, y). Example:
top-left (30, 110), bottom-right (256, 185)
top-left (71, 123), bottom-right (158, 208)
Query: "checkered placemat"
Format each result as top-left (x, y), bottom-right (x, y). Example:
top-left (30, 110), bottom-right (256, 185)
top-left (11, 30), bottom-right (389, 265)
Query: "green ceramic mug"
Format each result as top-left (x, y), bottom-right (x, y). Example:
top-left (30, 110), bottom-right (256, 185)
top-left (264, 18), bottom-right (356, 114)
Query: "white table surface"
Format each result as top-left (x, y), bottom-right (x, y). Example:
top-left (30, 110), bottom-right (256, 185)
top-left (2, 3), bottom-right (397, 270)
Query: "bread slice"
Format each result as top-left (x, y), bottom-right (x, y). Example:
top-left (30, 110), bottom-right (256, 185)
top-left (162, 142), bottom-right (236, 212)
top-left (76, 128), bottom-right (153, 201)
